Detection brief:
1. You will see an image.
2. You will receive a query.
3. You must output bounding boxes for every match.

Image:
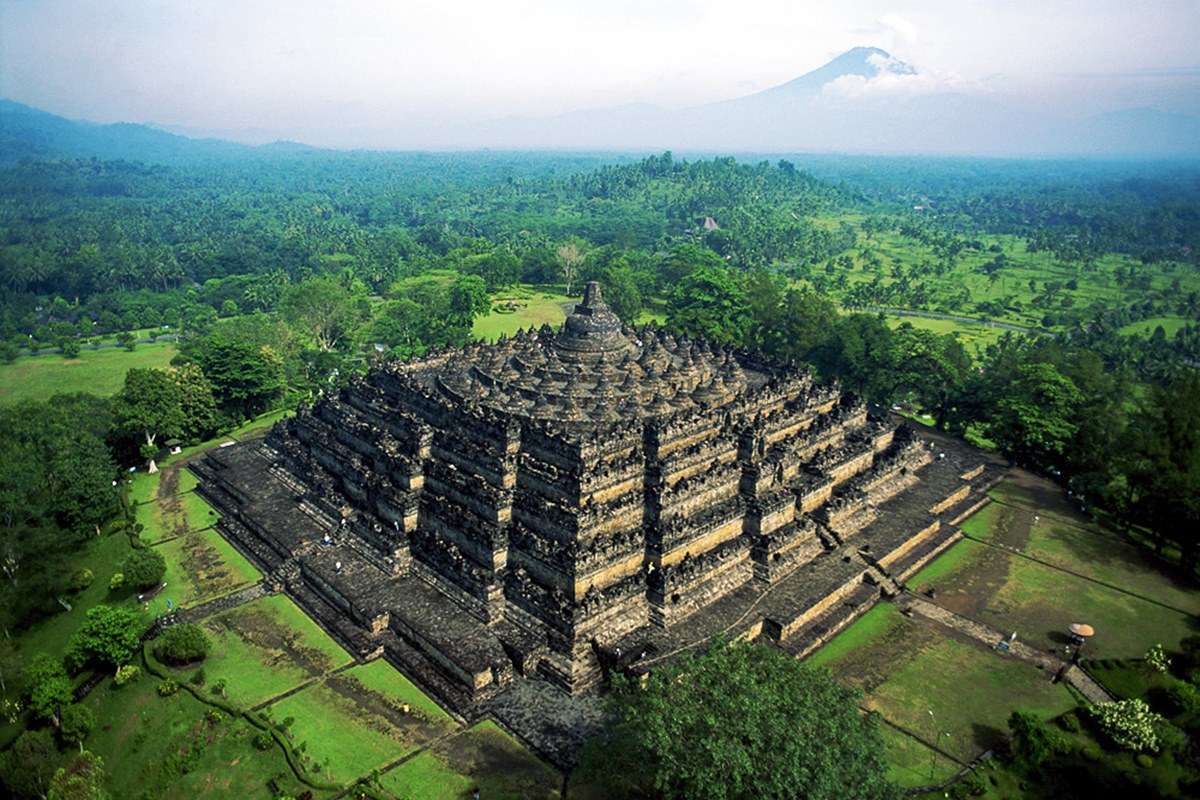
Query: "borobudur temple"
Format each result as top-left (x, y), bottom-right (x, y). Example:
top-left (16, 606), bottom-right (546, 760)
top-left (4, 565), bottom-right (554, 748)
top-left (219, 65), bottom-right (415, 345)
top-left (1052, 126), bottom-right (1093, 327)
top-left (192, 282), bottom-right (1001, 760)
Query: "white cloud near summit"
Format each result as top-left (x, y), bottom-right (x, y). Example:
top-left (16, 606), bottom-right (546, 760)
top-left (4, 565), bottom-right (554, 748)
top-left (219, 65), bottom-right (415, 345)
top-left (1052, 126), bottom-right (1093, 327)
top-left (821, 53), bottom-right (985, 101)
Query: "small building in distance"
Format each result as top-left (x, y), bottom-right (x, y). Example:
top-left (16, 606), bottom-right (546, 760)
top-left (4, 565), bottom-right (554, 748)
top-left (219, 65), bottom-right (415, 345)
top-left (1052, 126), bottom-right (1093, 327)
top-left (192, 281), bottom-right (1000, 763)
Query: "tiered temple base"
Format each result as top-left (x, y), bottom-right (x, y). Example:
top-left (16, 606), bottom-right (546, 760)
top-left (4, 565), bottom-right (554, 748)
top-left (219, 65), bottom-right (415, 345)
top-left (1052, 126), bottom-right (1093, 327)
top-left (192, 283), bottom-right (1007, 765)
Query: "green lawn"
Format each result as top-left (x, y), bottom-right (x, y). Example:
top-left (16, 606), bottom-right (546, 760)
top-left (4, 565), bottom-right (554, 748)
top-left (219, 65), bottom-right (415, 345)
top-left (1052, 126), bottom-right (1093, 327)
top-left (340, 659), bottom-right (452, 723)
top-left (173, 595), bottom-right (353, 708)
top-left (265, 660), bottom-right (459, 784)
top-left (910, 483), bottom-right (1200, 658)
top-left (812, 604), bottom-right (1076, 762)
top-left (866, 635), bottom-right (1075, 762)
top-left (879, 724), bottom-right (959, 789)
top-left (473, 287), bottom-right (573, 341)
top-left (884, 315), bottom-right (1007, 356)
top-left (79, 669), bottom-right (322, 800)
top-left (0, 340), bottom-right (177, 404)
top-left (149, 527), bottom-right (261, 612)
top-left (5, 531), bottom-right (145, 686)
top-left (138, 485), bottom-right (220, 544)
top-left (1117, 316), bottom-right (1192, 337)
top-left (378, 720), bottom-right (561, 800)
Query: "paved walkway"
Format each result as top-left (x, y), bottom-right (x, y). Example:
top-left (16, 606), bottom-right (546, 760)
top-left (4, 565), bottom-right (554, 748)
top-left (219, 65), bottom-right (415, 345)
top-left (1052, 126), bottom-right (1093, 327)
top-left (897, 593), bottom-right (1113, 705)
top-left (176, 582), bottom-right (270, 624)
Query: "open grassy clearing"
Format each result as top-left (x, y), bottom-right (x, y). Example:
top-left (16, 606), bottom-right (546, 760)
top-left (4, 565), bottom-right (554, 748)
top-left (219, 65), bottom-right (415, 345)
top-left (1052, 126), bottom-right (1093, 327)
top-left (378, 720), bottom-right (561, 800)
top-left (980, 484), bottom-right (1200, 615)
top-left (79, 671), bottom-right (320, 800)
top-left (138, 482), bottom-right (220, 544)
top-left (909, 478), bottom-right (1200, 658)
top-left (812, 603), bottom-right (1074, 762)
top-left (884, 315), bottom-right (1007, 355)
top-left (1117, 316), bottom-right (1192, 337)
top-left (170, 594), bottom-right (354, 708)
top-left (879, 724), bottom-right (959, 789)
top-left (148, 527), bottom-right (261, 613)
top-left (265, 659), bottom-right (459, 784)
top-left (0, 340), bottom-right (177, 404)
top-left (473, 286), bottom-right (573, 341)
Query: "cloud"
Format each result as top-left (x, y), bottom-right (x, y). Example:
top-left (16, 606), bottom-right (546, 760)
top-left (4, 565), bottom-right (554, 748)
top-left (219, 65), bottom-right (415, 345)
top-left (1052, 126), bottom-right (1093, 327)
top-left (821, 52), bottom-right (984, 100)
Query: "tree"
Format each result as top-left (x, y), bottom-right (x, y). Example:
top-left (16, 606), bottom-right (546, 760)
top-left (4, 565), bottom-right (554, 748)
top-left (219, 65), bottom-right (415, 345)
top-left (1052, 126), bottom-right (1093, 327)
top-left (116, 331), bottom-right (136, 351)
top-left (0, 728), bottom-right (58, 799)
top-left (48, 750), bottom-right (109, 800)
top-left (989, 361), bottom-right (1082, 468)
top-left (447, 273), bottom-right (490, 327)
top-left (120, 548), bottom-right (166, 590)
top-left (23, 652), bottom-right (73, 726)
top-left (178, 316), bottom-right (287, 417)
top-left (556, 240), bottom-right (585, 296)
top-left (891, 325), bottom-right (972, 430)
top-left (581, 640), bottom-right (896, 800)
top-left (666, 266), bottom-right (749, 346)
top-left (1123, 372), bottom-right (1200, 572)
top-left (65, 605), bottom-right (142, 671)
top-left (60, 704), bottom-right (96, 751)
top-left (114, 368), bottom-right (185, 472)
top-left (173, 363), bottom-right (220, 441)
top-left (280, 276), bottom-right (370, 352)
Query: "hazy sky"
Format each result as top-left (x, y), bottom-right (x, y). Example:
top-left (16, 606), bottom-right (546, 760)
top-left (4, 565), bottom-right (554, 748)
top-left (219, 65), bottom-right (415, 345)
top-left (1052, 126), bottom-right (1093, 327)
top-left (2, 0), bottom-right (1198, 147)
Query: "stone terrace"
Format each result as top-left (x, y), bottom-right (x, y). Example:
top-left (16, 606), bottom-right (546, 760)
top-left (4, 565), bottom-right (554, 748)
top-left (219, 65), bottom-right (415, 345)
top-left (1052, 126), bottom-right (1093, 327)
top-left (192, 282), bottom-right (1004, 765)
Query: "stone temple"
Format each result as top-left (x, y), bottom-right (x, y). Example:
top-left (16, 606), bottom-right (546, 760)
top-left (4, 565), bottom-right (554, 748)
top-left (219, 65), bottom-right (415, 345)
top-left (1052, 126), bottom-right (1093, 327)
top-left (193, 282), bottom-right (999, 761)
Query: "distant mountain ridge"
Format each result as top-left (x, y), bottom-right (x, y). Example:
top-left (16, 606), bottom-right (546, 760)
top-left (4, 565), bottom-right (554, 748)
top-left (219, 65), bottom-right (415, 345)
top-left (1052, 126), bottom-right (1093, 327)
top-left (2, 47), bottom-right (1197, 160)
top-left (0, 99), bottom-right (313, 164)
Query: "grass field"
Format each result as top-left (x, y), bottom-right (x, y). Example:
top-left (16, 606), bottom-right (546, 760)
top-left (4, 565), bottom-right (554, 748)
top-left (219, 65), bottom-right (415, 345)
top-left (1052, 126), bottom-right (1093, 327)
top-left (879, 724), bottom-right (960, 788)
top-left (812, 604), bottom-right (1075, 763)
top-left (378, 720), bottom-right (562, 800)
top-left (908, 478), bottom-right (1200, 658)
top-left (265, 660), bottom-right (459, 784)
top-left (884, 315), bottom-right (1008, 355)
top-left (0, 340), bottom-right (177, 404)
top-left (182, 595), bottom-right (353, 708)
top-left (1117, 316), bottom-right (1192, 337)
top-left (474, 286), bottom-right (573, 341)
top-left (149, 527), bottom-right (261, 612)
top-left (79, 671), bottom-right (320, 800)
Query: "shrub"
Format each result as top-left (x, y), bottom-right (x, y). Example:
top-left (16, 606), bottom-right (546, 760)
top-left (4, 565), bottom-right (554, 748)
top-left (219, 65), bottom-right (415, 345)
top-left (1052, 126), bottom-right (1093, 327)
top-left (1180, 635), bottom-right (1200, 667)
top-left (114, 664), bottom-right (140, 686)
top-left (157, 679), bottom-right (180, 697)
top-left (1089, 699), bottom-right (1163, 752)
top-left (205, 709), bottom-right (223, 725)
top-left (211, 678), bottom-right (227, 698)
top-left (252, 732), bottom-right (274, 750)
top-left (1144, 644), bottom-right (1171, 674)
top-left (1165, 681), bottom-right (1200, 715)
top-left (108, 572), bottom-right (125, 591)
top-left (153, 624), bottom-right (210, 666)
top-left (189, 667), bottom-right (207, 686)
top-left (121, 548), bottom-right (166, 590)
top-left (1156, 720), bottom-right (1188, 754)
top-left (1135, 753), bottom-right (1153, 768)
top-left (1058, 711), bottom-right (1081, 732)
top-left (1007, 710), bottom-right (1063, 766)
top-left (66, 568), bottom-right (94, 593)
